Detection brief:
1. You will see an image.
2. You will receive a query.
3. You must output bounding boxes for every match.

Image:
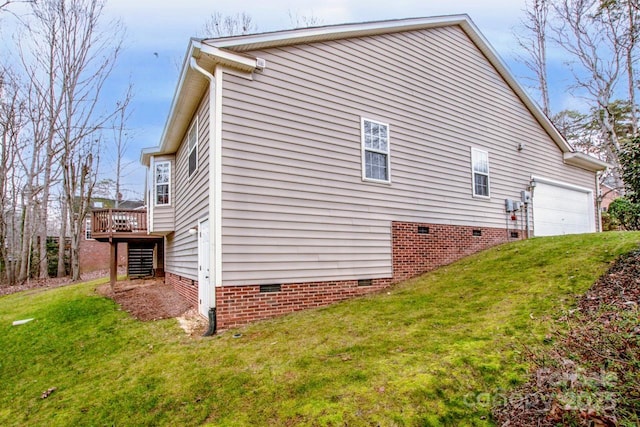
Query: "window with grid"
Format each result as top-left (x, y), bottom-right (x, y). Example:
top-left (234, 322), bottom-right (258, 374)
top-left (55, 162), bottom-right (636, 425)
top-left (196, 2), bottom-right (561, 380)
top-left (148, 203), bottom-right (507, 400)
top-left (85, 217), bottom-right (93, 240)
top-left (471, 148), bottom-right (490, 197)
top-left (188, 119), bottom-right (198, 177)
top-left (361, 118), bottom-right (390, 182)
top-left (155, 161), bottom-right (170, 206)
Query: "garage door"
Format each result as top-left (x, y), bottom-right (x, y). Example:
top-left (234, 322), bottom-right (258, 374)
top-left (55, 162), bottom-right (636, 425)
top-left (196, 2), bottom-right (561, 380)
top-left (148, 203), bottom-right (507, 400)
top-left (532, 177), bottom-right (595, 236)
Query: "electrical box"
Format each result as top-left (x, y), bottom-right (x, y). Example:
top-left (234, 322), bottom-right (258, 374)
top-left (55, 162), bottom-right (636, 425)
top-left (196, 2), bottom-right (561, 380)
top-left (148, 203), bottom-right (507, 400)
top-left (521, 190), bottom-right (532, 204)
top-left (505, 199), bottom-right (514, 212)
top-left (514, 201), bottom-right (522, 211)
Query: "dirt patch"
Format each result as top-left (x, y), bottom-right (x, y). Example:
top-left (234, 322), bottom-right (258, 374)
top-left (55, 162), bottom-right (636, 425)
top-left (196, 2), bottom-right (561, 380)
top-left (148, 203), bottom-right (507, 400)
top-left (96, 278), bottom-right (192, 322)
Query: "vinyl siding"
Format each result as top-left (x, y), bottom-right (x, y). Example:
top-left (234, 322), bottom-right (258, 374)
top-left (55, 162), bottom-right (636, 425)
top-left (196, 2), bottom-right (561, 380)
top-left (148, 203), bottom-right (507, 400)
top-left (220, 25), bottom-right (595, 285)
top-left (165, 91), bottom-right (210, 280)
top-left (151, 154), bottom-right (175, 232)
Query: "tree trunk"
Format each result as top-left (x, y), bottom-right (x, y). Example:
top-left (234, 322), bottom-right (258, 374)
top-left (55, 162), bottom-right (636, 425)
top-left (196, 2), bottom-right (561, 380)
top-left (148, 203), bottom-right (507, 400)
top-left (56, 195), bottom-right (67, 277)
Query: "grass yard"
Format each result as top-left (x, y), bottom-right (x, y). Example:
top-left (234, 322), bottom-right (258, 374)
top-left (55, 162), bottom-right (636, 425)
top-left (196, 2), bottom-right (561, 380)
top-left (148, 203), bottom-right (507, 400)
top-left (1, 232), bottom-right (638, 426)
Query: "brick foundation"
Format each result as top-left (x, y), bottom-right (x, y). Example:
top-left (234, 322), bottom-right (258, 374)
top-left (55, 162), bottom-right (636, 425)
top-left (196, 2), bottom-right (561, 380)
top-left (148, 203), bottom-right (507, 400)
top-left (391, 221), bottom-right (517, 282)
top-left (166, 272), bottom-right (198, 308)
top-left (215, 278), bottom-right (391, 330)
top-left (166, 221), bottom-right (521, 330)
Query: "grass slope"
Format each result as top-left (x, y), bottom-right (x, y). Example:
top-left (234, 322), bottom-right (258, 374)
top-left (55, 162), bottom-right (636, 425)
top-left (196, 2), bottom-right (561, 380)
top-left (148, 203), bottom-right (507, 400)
top-left (1, 232), bottom-right (638, 426)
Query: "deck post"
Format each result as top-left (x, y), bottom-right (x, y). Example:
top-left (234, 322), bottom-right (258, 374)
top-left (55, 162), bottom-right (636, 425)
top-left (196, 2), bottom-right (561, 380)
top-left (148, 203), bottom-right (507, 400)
top-left (110, 241), bottom-right (118, 288)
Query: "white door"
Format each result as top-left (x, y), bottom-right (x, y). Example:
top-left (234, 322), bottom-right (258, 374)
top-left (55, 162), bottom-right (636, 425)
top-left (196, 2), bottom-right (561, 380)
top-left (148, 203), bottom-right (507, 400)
top-left (533, 179), bottom-right (595, 236)
top-left (198, 218), bottom-right (211, 317)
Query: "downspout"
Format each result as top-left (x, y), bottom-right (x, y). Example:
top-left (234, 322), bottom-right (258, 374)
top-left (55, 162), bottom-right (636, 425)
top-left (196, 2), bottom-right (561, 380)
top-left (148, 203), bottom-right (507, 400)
top-left (189, 57), bottom-right (217, 336)
top-left (595, 171), bottom-right (603, 233)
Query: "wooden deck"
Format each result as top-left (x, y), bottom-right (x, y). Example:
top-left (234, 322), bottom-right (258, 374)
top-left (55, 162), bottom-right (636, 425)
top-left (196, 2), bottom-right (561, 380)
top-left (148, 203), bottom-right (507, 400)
top-left (91, 209), bottom-right (157, 242)
top-left (91, 208), bottom-right (164, 285)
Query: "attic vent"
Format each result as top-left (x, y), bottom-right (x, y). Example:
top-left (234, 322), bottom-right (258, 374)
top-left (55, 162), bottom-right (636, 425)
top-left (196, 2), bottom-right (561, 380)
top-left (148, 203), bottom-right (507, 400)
top-left (417, 226), bottom-right (430, 234)
top-left (259, 284), bottom-right (281, 293)
top-left (472, 229), bottom-right (482, 237)
top-left (511, 232), bottom-right (519, 238)
top-left (358, 279), bottom-right (373, 287)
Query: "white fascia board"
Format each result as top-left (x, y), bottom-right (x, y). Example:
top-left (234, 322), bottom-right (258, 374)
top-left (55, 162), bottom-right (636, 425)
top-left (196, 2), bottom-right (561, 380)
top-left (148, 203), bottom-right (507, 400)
top-left (140, 147), bottom-right (160, 166)
top-left (197, 44), bottom-right (259, 72)
top-left (563, 152), bottom-right (611, 171)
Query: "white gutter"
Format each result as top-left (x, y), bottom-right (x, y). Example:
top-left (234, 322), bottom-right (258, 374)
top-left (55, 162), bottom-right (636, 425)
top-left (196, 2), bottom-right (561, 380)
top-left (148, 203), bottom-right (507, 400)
top-left (188, 57), bottom-right (218, 334)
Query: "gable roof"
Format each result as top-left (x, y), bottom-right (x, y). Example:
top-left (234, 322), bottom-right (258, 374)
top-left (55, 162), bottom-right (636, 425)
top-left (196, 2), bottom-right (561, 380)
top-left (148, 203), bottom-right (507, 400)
top-left (141, 15), bottom-right (607, 172)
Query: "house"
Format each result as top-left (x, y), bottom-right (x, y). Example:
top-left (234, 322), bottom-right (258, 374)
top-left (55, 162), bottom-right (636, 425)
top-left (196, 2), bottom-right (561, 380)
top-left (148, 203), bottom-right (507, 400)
top-left (599, 183), bottom-right (621, 211)
top-left (140, 15), bottom-right (608, 332)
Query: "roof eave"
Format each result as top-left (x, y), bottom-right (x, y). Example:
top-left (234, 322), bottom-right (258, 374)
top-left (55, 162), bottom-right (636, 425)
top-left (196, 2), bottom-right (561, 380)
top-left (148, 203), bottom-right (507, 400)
top-left (563, 152), bottom-right (611, 172)
top-left (142, 39), bottom-right (258, 166)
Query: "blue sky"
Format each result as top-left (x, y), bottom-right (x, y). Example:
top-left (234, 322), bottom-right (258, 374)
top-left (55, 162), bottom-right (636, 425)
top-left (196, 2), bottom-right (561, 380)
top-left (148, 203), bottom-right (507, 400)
top-left (4, 0), bottom-right (575, 200)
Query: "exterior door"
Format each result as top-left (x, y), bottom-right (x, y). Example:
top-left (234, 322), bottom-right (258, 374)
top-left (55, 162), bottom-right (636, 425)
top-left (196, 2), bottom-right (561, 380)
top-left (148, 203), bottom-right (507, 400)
top-left (198, 218), bottom-right (210, 317)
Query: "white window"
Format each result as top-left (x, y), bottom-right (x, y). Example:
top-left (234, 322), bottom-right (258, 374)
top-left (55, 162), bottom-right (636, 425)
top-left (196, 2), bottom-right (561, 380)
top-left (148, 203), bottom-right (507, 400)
top-left (361, 118), bottom-right (390, 182)
top-left (471, 148), bottom-right (490, 197)
top-left (155, 161), bottom-right (171, 206)
top-left (188, 118), bottom-right (198, 177)
top-left (85, 217), bottom-right (93, 240)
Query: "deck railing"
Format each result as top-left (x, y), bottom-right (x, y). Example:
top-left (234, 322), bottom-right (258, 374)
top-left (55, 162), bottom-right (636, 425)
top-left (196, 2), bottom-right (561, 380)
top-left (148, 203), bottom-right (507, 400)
top-left (92, 209), bottom-right (147, 237)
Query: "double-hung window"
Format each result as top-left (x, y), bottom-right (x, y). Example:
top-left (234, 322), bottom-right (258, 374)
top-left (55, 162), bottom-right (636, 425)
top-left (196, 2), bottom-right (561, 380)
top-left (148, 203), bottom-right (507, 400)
top-left (361, 118), bottom-right (390, 183)
top-left (471, 148), bottom-right (490, 197)
top-left (155, 161), bottom-right (171, 206)
top-left (85, 217), bottom-right (93, 240)
top-left (188, 118), bottom-right (198, 177)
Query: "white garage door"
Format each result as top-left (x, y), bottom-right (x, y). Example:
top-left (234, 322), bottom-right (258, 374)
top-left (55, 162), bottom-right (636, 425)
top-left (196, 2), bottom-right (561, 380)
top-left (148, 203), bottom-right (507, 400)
top-left (532, 177), bottom-right (595, 236)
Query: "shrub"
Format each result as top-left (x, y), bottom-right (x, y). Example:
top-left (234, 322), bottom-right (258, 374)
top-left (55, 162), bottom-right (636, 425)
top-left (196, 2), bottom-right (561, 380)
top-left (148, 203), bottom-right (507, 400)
top-left (608, 198), bottom-right (640, 230)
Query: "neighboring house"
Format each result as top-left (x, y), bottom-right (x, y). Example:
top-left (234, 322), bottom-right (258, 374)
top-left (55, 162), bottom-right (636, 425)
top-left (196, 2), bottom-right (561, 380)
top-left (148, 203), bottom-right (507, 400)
top-left (81, 198), bottom-right (146, 276)
top-left (141, 15), bottom-right (608, 331)
top-left (599, 183), bottom-right (621, 211)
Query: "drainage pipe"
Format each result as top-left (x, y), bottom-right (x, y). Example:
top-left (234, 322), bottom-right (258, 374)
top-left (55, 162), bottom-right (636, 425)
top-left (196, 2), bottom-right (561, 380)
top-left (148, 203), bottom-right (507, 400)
top-left (189, 57), bottom-right (217, 336)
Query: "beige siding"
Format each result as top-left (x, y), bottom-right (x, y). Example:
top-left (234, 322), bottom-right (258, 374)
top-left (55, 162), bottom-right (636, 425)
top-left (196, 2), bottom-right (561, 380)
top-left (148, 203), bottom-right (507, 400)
top-left (165, 91), bottom-right (210, 279)
top-left (220, 25), bottom-right (595, 285)
top-left (151, 154), bottom-right (175, 232)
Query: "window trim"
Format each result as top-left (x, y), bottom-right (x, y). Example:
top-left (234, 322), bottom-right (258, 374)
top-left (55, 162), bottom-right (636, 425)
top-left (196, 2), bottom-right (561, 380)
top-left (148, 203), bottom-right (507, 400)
top-left (187, 117), bottom-right (198, 178)
top-left (154, 160), bottom-right (171, 206)
top-left (471, 147), bottom-right (490, 198)
top-left (361, 117), bottom-right (391, 184)
top-left (85, 217), bottom-right (93, 240)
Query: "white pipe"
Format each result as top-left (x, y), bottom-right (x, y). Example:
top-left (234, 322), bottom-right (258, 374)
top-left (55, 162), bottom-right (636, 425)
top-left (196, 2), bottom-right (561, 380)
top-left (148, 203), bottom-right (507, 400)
top-left (189, 57), bottom-right (217, 335)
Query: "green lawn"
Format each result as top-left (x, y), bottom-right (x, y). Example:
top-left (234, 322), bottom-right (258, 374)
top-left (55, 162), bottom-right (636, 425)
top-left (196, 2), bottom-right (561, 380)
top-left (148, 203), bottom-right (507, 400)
top-left (1, 232), bottom-right (638, 426)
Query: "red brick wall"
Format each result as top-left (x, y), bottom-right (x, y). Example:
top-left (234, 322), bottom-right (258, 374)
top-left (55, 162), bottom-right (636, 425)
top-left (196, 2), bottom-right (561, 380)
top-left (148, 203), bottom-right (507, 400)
top-left (78, 239), bottom-right (127, 274)
top-left (391, 222), bottom-right (516, 282)
top-left (166, 272), bottom-right (198, 308)
top-left (215, 278), bottom-right (392, 330)
top-left (166, 221), bottom-right (519, 330)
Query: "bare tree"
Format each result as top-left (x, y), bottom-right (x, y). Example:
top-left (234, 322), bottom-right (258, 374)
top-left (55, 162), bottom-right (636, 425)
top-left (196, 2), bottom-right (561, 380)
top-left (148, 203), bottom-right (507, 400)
top-left (599, 0), bottom-right (640, 135)
top-left (47, 0), bottom-right (123, 281)
top-left (111, 84), bottom-right (134, 208)
top-left (552, 0), bottom-right (626, 186)
top-left (0, 67), bottom-right (26, 285)
top-left (201, 12), bottom-right (256, 38)
top-left (0, 0), bottom-right (34, 11)
top-left (516, 0), bottom-right (552, 116)
top-left (287, 9), bottom-right (323, 29)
